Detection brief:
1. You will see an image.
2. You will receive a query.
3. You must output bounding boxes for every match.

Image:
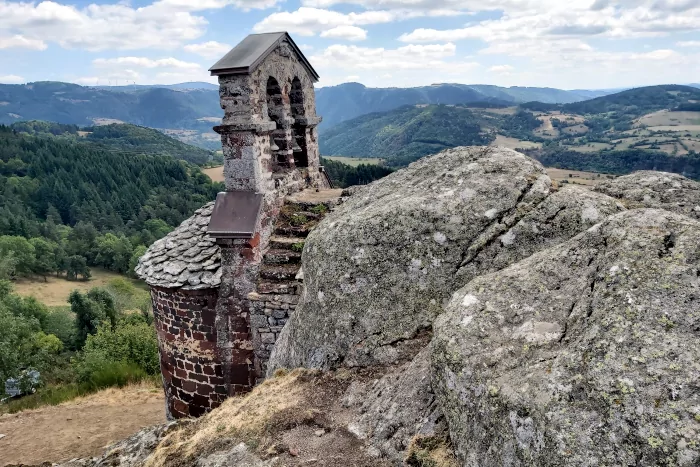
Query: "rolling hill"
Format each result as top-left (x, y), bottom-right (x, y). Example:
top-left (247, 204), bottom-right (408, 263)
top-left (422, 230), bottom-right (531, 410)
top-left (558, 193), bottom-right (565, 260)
top-left (0, 81), bottom-right (612, 139)
top-left (0, 81), bottom-right (221, 129)
top-left (320, 85), bottom-right (700, 179)
top-left (321, 105), bottom-right (500, 166)
top-left (11, 121), bottom-right (214, 165)
top-left (315, 83), bottom-right (613, 128)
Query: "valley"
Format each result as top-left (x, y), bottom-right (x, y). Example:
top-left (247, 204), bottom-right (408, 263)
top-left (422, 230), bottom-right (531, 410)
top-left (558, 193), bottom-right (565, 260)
top-left (320, 85), bottom-right (700, 179)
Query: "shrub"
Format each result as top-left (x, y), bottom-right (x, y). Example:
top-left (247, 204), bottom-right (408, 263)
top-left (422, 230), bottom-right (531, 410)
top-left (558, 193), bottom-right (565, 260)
top-left (44, 307), bottom-right (77, 349)
top-left (79, 321), bottom-right (159, 376)
top-left (70, 288), bottom-right (117, 348)
top-left (74, 350), bottom-right (148, 390)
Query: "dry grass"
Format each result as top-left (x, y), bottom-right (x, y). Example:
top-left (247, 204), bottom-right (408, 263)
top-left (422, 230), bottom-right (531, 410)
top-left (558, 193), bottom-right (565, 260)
top-left (324, 156), bottom-right (383, 167)
top-left (470, 107), bottom-right (518, 115)
top-left (202, 165), bottom-right (225, 182)
top-left (491, 135), bottom-right (542, 150)
top-left (566, 142), bottom-right (613, 153)
top-left (145, 369), bottom-right (352, 467)
top-left (546, 168), bottom-right (612, 186)
top-left (145, 369), bottom-right (392, 467)
top-left (0, 382), bottom-right (164, 466)
top-left (13, 269), bottom-right (147, 307)
top-left (561, 124), bottom-right (589, 135)
top-left (634, 110), bottom-right (700, 127)
top-left (405, 435), bottom-right (460, 467)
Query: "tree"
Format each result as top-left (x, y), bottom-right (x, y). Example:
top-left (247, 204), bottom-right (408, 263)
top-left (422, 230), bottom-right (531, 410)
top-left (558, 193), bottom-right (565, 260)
top-left (66, 255), bottom-right (91, 281)
top-left (95, 233), bottom-right (133, 274)
top-left (29, 237), bottom-right (57, 280)
top-left (70, 290), bottom-right (107, 349)
top-left (0, 236), bottom-right (36, 277)
top-left (66, 221), bottom-right (98, 260)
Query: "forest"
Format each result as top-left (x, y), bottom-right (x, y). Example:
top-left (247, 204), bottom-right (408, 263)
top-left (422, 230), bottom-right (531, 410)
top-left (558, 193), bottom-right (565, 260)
top-left (0, 125), bottom-right (223, 281)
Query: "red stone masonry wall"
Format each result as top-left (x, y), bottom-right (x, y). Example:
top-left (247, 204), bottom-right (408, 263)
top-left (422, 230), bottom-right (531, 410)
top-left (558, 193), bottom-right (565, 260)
top-left (151, 286), bottom-right (228, 418)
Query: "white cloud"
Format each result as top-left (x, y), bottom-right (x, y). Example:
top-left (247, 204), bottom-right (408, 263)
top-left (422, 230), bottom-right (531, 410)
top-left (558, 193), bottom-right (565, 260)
top-left (184, 41), bottom-right (232, 59)
top-left (0, 35), bottom-right (47, 50)
top-left (311, 43), bottom-right (459, 71)
top-left (0, 74), bottom-right (25, 84)
top-left (157, 0), bottom-right (280, 11)
top-left (320, 26), bottom-right (368, 41)
top-left (677, 40), bottom-right (700, 47)
top-left (253, 7), bottom-right (465, 37)
top-left (0, 0), bottom-right (280, 52)
top-left (93, 57), bottom-right (202, 70)
top-left (488, 64), bottom-right (514, 73)
top-left (253, 7), bottom-right (392, 36)
top-left (310, 42), bottom-right (480, 86)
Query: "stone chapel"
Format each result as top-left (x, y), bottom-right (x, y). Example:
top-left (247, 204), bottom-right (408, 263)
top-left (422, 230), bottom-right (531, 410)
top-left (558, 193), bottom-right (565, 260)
top-left (135, 32), bottom-right (337, 419)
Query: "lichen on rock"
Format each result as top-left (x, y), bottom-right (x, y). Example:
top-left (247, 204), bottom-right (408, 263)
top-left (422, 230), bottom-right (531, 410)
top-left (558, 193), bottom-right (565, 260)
top-left (433, 209), bottom-right (700, 466)
top-left (595, 170), bottom-right (700, 219)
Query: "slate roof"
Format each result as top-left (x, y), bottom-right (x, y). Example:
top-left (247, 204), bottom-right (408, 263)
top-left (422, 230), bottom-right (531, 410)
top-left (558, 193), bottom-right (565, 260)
top-left (135, 203), bottom-right (222, 290)
top-left (209, 32), bottom-right (320, 82)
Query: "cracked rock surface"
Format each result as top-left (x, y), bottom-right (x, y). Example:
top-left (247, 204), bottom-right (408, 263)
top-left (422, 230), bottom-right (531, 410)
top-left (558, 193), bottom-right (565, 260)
top-left (269, 146), bottom-right (625, 372)
top-left (134, 203), bottom-right (221, 290)
top-left (434, 209), bottom-right (700, 466)
top-left (595, 170), bottom-right (700, 219)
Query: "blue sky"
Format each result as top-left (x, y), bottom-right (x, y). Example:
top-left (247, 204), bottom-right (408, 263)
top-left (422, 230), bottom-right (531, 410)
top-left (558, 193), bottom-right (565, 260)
top-left (1, 0), bottom-right (699, 89)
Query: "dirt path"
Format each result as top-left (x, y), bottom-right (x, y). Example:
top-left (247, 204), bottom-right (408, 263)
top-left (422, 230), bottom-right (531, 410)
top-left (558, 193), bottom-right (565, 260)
top-left (0, 384), bottom-right (166, 466)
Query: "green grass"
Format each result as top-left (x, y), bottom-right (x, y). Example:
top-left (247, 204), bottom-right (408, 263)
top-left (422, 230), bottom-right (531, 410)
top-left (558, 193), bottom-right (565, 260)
top-left (1, 362), bottom-right (159, 414)
top-left (324, 156), bottom-right (383, 167)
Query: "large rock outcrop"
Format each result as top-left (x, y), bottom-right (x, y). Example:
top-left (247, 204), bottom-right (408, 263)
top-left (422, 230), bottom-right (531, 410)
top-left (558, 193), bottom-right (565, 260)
top-left (433, 209), bottom-right (700, 466)
top-left (269, 147), bottom-right (623, 372)
top-left (595, 170), bottom-right (700, 219)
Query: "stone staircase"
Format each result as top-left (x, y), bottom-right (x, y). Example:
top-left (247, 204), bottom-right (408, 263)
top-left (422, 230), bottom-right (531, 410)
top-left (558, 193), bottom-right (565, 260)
top-left (248, 191), bottom-right (341, 381)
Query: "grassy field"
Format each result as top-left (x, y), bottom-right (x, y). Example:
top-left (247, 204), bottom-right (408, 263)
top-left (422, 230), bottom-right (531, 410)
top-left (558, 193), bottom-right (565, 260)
top-left (566, 142), bottom-right (614, 153)
top-left (470, 107), bottom-right (518, 115)
top-left (13, 269), bottom-right (148, 307)
top-left (547, 168), bottom-right (613, 186)
top-left (203, 165), bottom-right (225, 182)
top-left (491, 135), bottom-right (542, 150)
top-left (323, 156), bottom-right (384, 167)
top-left (635, 110), bottom-right (700, 127)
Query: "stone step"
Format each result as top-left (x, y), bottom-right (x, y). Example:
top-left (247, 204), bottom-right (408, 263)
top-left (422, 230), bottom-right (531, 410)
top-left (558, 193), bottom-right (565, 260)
top-left (256, 279), bottom-right (300, 295)
top-left (269, 235), bottom-right (306, 250)
top-left (259, 264), bottom-right (301, 281)
top-left (263, 248), bottom-right (302, 265)
top-left (274, 225), bottom-right (312, 237)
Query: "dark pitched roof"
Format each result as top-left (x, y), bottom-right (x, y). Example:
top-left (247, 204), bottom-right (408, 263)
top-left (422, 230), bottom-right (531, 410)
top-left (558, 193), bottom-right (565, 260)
top-left (209, 32), bottom-right (320, 82)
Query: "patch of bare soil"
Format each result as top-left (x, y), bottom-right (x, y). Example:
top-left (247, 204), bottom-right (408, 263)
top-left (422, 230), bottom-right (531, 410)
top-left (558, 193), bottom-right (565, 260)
top-left (0, 384), bottom-right (166, 467)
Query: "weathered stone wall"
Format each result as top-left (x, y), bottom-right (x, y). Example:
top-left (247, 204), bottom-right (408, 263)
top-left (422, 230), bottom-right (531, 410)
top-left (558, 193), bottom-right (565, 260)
top-left (249, 289), bottom-right (300, 380)
top-left (151, 286), bottom-right (226, 418)
top-left (217, 39), bottom-right (327, 189)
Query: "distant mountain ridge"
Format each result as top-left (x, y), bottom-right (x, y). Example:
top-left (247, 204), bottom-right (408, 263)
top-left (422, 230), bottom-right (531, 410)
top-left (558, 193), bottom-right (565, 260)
top-left (0, 80), bottom-right (616, 132)
top-left (0, 81), bottom-right (221, 129)
top-left (314, 83), bottom-right (616, 128)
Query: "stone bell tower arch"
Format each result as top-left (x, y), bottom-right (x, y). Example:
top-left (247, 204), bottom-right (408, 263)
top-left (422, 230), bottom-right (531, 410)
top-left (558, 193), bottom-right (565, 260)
top-left (209, 32), bottom-right (327, 193)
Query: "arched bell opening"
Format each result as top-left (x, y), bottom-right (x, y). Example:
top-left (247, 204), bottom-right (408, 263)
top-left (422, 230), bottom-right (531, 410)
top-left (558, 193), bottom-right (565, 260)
top-left (266, 77), bottom-right (290, 169)
top-left (290, 77), bottom-right (309, 168)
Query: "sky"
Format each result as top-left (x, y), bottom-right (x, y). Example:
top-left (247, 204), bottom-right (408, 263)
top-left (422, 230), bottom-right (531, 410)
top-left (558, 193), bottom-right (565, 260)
top-left (0, 0), bottom-right (699, 90)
